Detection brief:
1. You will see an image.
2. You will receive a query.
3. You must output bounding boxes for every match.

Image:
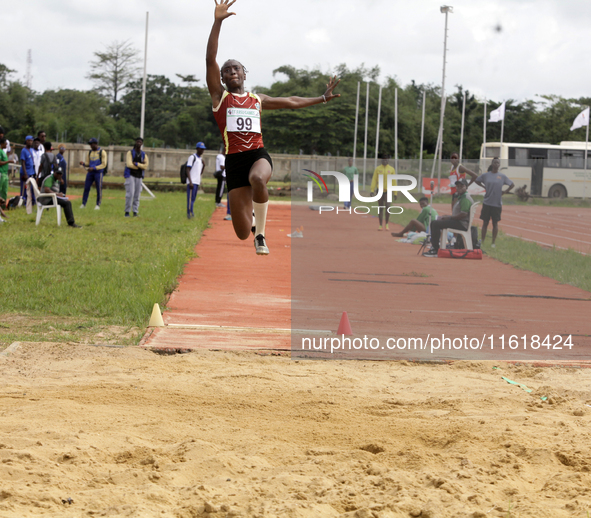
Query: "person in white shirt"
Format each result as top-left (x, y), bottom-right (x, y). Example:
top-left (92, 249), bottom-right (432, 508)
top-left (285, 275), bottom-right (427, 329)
top-left (31, 138), bottom-right (44, 175)
top-left (214, 150), bottom-right (226, 207)
top-left (0, 127), bottom-right (11, 154)
top-left (186, 142), bottom-right (206, 219)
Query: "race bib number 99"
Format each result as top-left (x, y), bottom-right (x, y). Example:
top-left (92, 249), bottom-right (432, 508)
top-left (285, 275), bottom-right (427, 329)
top-left (226, 108), bottom-right (261, 133)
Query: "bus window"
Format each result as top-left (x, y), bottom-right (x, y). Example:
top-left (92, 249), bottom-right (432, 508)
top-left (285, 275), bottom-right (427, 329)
top-left (547, 149), bottom-right (560, 168)
top-left (562, 150), bottom-right (584, 168)
top-left (515, 148), bottom-right (528, 166)
top-left (485, 146), bottom-right (499, 158)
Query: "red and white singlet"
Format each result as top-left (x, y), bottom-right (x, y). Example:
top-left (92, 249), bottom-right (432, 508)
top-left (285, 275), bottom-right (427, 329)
top-left (213, 90), bottom-right (264, 155)
top-left (449, 164), bottom-right (466, 193)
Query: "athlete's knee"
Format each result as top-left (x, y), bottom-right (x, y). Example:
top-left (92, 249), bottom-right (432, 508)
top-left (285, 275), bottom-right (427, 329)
top-left (249, 173), bottom-right (267, 190)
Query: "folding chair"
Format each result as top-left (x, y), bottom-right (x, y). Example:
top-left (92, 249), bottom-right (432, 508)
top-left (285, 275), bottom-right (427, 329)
top-left (440, 201), bottom-right (480, 250)
top-left (27, 178), bottom-right (61, 226)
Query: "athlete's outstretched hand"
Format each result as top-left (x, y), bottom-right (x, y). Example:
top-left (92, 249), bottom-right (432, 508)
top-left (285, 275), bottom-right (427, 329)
top-left (214, 0), bottom-right (236, 22)
top-left (323, 76), bottom-right (341, 103)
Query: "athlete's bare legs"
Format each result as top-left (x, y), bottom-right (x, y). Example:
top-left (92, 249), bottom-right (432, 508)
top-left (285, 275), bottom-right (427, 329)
top-left (229, 187), bottom-right (253, 240)
top-left (229, 158), bottom-right (272, 241)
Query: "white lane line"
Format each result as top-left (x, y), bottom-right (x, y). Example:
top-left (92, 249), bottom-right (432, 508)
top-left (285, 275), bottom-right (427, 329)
top-left (500, 223), bottom-right (591, 245)
top-left (502, 234), bottom-right (589, 255)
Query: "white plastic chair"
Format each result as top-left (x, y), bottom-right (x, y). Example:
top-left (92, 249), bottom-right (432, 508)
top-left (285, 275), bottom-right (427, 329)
top-left (440, 201), bottom-right (480, 250)
top-left (27, 178), bottom-right (61, 226)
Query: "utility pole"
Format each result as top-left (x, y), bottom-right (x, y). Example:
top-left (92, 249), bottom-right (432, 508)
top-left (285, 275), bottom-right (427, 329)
top-left (140, 12), bottom-right (149, 139)
top-left (436, 5), bottom-right (453, 193)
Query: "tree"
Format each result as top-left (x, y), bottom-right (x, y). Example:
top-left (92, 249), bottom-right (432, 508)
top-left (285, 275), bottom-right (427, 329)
top-left (87, 40), bottom-right (140, 104)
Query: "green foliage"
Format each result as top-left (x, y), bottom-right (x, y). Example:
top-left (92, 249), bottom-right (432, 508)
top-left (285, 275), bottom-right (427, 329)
top-left (1, 59), bottom-right (590, 157)
top-left (119, 75), bottom-right (220, 149)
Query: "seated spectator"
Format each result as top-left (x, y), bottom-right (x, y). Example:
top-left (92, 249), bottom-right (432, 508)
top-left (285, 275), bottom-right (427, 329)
top-left (423, 179), bottom-right (473, 257)
top-left (37, 142), bottom-right (61, 185)
top-left (40, 169), bottom-right (82, 228)
top-left (391, 197), bottom-right (438, 237)
top-left (516, 184), bottom-right (531, 202)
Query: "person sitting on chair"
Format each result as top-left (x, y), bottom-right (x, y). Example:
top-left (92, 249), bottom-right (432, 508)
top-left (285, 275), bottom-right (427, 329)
top-left (40, 169), bottom-right (82, 228)
top-left (423, 179), bottom-right (473, 257)
top-left (391, 197), bottom-right (438, 237)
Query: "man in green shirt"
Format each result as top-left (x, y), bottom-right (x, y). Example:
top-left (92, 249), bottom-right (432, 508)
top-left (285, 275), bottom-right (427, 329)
top-left (391, 197), bottom-right (438, 237)
top-left (341, 158), bottom-right (359, 209)
top-left (0, 138), bottom-right (9, 209)
top-left (423, 179), bottom-right (473, 257)
top-left (40, 170), bottom-right (82, 228)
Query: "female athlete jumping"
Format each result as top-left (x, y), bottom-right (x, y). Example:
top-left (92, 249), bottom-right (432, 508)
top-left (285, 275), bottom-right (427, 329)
top-left (206, 0), bottom-right (340, 255)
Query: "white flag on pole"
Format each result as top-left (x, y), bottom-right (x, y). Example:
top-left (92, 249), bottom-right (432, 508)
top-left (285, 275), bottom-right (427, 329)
top-left (489, 101), bottom-right (506, 123)
top-left (570, 107), bottom-right (590, 131)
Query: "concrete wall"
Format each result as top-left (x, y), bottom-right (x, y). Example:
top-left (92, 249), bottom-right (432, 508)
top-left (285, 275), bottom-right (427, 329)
top-left (61, 144), bottom-right (321, 182)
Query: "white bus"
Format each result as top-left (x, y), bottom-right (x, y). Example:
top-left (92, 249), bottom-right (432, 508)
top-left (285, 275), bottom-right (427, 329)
top-left (480, 142), bottom-right (591, 198)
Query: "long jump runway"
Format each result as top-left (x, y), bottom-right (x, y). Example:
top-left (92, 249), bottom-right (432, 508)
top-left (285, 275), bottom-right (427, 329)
top-left (144, 202), bottom-right (590, 365)
top-left (142, 203), bottom-right (292, 352)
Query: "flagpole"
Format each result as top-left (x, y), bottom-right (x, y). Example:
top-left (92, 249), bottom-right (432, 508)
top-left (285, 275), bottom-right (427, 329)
top-left (585, 113), bottom-right (589, 200)
top-left (140, 12), bottom-right (149, 139)
top-left (139, 11), bottom-right (154, 198)
top-left (436, 97), bottom-right (446, 193)
top-left (353, 82), bottom-right (360, 165)
top-left (459, 90), bottom-right (466, 161)
top-left (394, 87), bottom-right (398, 174)
top-left (363, 81), bottom-right (369, 189)
top-left (500, 103), bottom-right (505, 146)
top-left (483, 100), bottom-right (487, 167)
top-left (418, 89), bottom-right (426, 194)
top-left (374, 85), bottom-right (383, 171)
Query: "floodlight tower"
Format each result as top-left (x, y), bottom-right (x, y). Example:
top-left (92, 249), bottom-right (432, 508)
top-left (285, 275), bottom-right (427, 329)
top-left (436, 5), bottom-right (453, 192)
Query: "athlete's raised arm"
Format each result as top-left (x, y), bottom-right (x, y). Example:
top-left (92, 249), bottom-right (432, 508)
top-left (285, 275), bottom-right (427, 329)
top-left (258, 76), bottom-right (341, 110)
top-left (206, 0), bottom-right (236, 106)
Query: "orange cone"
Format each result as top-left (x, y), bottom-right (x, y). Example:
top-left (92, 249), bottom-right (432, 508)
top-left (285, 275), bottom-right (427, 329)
top-left (337, 311), bottom-right (353, 336)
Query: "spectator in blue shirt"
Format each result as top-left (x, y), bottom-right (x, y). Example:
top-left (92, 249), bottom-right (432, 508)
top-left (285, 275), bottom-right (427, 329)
top-left (20, 135), bottom-right (36, 213)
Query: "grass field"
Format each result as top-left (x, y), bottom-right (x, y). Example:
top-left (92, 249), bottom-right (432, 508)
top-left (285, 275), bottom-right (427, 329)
top-left (0, 188), bottom-right (214, 347)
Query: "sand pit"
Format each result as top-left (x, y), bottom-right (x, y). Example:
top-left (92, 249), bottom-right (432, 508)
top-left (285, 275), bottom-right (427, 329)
top-left (2, 342), bottom-right (591, 517)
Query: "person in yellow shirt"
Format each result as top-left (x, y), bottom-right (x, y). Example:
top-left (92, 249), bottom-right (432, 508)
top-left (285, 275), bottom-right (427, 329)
top-left (370, 154), bottom-right (396, 230)
top-left (79, 138), bottom-right (108, 210)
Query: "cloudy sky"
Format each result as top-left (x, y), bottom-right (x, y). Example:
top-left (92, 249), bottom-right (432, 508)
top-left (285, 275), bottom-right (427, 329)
top-left (5, 0), bottom-right (590, 103)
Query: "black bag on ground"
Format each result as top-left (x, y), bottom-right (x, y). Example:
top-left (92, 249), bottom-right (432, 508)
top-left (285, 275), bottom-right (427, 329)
top-left (6, 196), bottom-right (22, 209)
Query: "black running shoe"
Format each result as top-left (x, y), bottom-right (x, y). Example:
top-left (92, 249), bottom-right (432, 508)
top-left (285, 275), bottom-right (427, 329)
top-left (423, 249), bottom-right (438, 258)
top-left (254, 234), bottom-right (269, 255)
